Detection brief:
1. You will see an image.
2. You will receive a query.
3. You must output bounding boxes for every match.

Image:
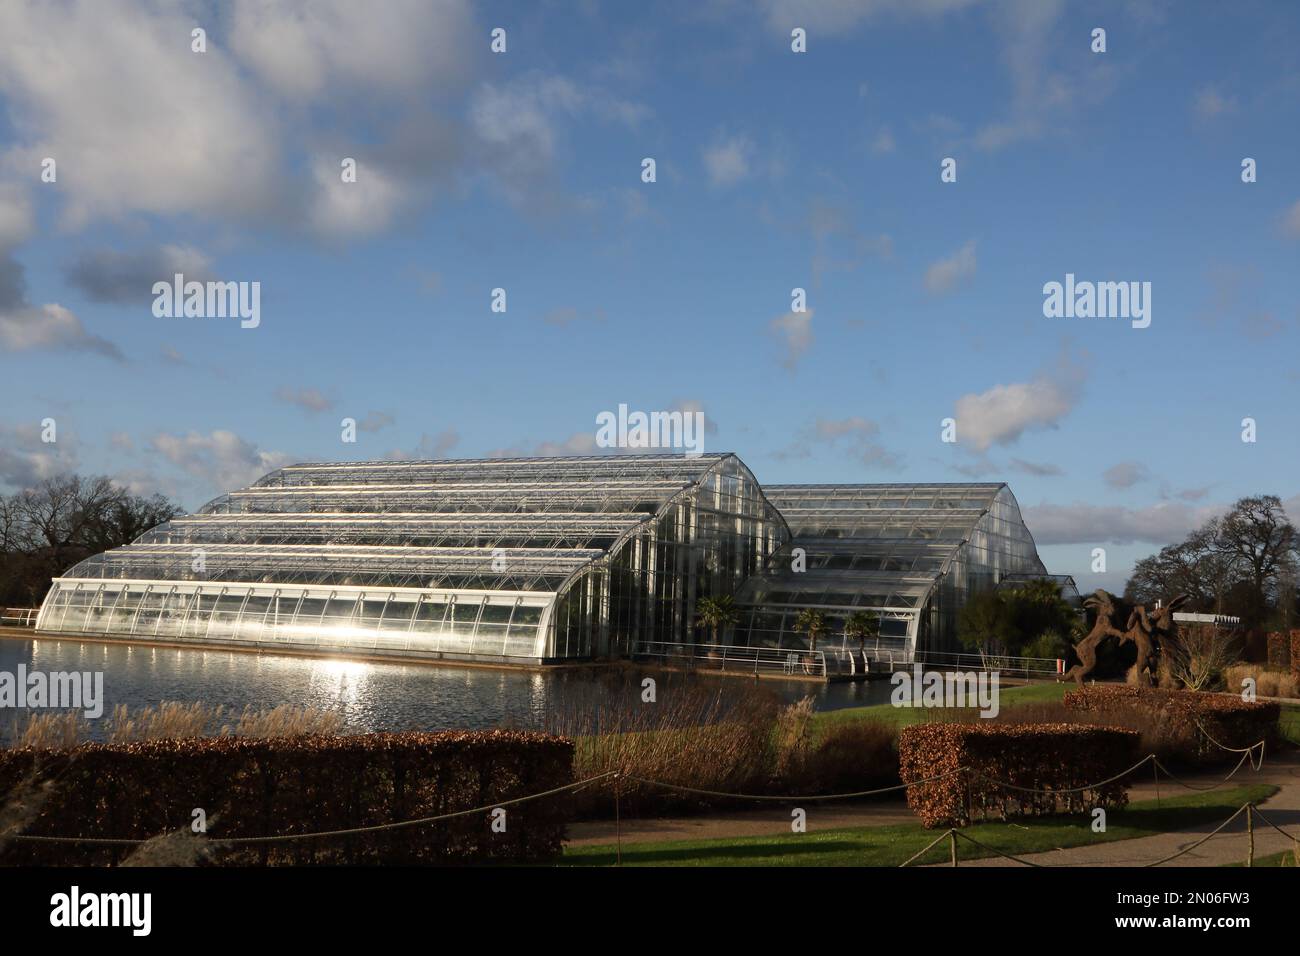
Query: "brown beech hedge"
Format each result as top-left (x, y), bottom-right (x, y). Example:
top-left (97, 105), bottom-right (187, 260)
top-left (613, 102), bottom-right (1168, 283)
top-left (1063, 685), bottom-right (1279, 765)
top-left (898, 723), bottom-right (1139, 829)
top-left (0, 730), bottom-right (574, 866)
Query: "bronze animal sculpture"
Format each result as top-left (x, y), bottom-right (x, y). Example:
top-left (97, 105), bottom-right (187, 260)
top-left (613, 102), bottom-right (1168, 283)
top-left (1116, 594), bottom-right (1191, 687)
top-left (1061, 590), bottom-right (1129, 686)
top-left (1061, 589), bottom-right (1190, 687)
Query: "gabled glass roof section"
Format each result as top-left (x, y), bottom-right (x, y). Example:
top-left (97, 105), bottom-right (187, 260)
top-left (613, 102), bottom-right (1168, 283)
top-left (762, 483), bottom-right (1005, 540)
top-left (63, 454), bottom-right (736, 593)
top-left (738, 483), bottom-right (1011, 610)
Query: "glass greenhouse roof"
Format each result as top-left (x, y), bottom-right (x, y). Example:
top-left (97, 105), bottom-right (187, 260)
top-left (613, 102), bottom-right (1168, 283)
top-left (62, 454), bottom-right (734, 594)
top-left (737, 483), bottom-right (1016, 614)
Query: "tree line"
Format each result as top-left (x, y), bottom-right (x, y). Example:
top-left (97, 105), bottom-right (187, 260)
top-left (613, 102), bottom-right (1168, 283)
top-left (0, 475), bottom-right (185, 608)
top-left (1124, 495), bottom-right (1298, 631)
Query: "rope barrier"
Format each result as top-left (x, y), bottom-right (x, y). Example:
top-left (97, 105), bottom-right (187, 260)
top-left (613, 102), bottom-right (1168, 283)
top-left (0, 721), bottom-right (1278, 853)
top-left (623, 766), bottom-right (968, 802)
top-left (1137, 803), bottom-right (1254, 867)
top-left (4, 771), bottom-right (618, 846)
top-left (950, 828), bottom-right (1044, 867)
top-left (1245, 803), bottom-right (1300, 843)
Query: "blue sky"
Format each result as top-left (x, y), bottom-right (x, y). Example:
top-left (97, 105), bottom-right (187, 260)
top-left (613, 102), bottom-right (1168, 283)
top-left (1, 0), bottom-right (1298, 592)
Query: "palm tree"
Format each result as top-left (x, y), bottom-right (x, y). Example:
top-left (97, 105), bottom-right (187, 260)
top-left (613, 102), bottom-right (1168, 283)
top-left (793, 608), bottom-right (827, 652)
top-left (842, 610), bottom-right (880, 655)
top-left (695, 595), bottom-right (739, 652)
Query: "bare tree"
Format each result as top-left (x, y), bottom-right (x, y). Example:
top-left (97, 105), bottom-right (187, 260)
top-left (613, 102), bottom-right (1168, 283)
top-left (1165, 624), bottom-right (1240, 692)
top-left (1213, 495), bottom-right (1297, 623)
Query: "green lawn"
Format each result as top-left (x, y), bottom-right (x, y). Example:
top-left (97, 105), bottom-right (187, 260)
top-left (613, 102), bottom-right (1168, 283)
top-left (811, 679), bottom-right (1068, 732)
top-left (1223, 848), bottom-right (1298, 867)
top-left (561, 783), bottom-right (1277, 867)
top-left (1279, 704), bottom-right (1300, 746)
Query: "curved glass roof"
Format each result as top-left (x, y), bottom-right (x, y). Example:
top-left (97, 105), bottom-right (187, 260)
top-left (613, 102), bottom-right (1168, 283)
top-left (62, 454), bottom-right (735, 593)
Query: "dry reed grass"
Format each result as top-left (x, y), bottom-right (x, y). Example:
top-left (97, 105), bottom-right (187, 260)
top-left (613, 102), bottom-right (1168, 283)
top-left (6, 701), bottom-right (346, 749)
top-left (1223, 664), bottom-right (1299, 700)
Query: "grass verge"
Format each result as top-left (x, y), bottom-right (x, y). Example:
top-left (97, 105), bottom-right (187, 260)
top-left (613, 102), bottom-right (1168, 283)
top-left (1222, 848), bottom-right (1298, 867)
top-left (810, 680), bottom-right (1068, 733)
top-left (561, 783), bottom-right (1278, 867)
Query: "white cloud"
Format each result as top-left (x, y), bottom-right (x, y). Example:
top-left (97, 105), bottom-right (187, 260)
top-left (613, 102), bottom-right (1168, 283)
top-left (1009, 458), bottom-right (1064, 477)
top-left (923, 240), bottom-right (976, 294)
top-left (66, 244), bottom-right (213, 305)
top-left (758, 0), bottom-right (978, 32)
top-left (150, 429), bottom-right (293, 492)
top-left (870, 127), bottom-right (896, 154)
top-left (1193, 86), bottom-right (1236, 118)
top-left (0, 302), bottom-right (123, 360)
top-left (0, 421), bottom-right (79, 489)
top-left (274, 387), bottom-right (334, 413)
top-left (951, 354), bottom-right (1084, 453)
top-left (307, 155), bottom-right (408, 238)
top-left (487, 432), bottom-right (600, 458)
top-left (1022, 500), bottom-right (1220, 546)
top-left (0, 1), bottom-right (481, 238)
top-left (1103, 461), bottom-right (1149, 489)
top-left (703, 134), bottom-right (754, 187)
top-left (776, 416), bottom-right (901, 469)
top-left (0, 1), bottom-right (283, 229)
top-left (0, 183), bottom-right (33, 249)
top-left (228, 0), bottom-right (476, 101)
top-left (1281, 200), bottom-right (1300, 239)
top-left (468, 72), bottom-right (646, 208)
top-left (387, 429), bottom-right (459, 459)
top-left (357, 411), bottom-right (396, 434)
top-left (769, 309), bottom-right (813, 370)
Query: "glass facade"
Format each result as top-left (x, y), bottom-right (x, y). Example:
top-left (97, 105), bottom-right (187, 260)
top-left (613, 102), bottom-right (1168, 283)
top-left (36, 454), bottom-right (788, 664)
top-left (36, 463), bottom-right (1058, 666)
top-left (731, 483), bottom-right (1050, 659)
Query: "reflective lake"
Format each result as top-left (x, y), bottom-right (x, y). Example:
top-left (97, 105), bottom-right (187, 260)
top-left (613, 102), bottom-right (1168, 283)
top-left (0, 636), bottom-right (898, 740)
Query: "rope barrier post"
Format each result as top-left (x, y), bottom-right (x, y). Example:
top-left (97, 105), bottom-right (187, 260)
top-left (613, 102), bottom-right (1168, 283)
top-left (1153, 756), bottom-right (1160, 807)
top-left (949, 829), bottom-right (958, 867)
top-left (1246, 804), bottom-right (1254, 868)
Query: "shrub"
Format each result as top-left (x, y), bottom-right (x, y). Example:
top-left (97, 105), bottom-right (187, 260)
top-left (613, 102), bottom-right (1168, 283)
top-left (1292, 631), bottom-right (1300, 690)
top-left (0, 730), bottom-right (573, 866)
top-left (1223, 664), bottom-right (1299, 701)
top-left (1266, 631), bottom-right (1292, 671)
top-left (793, 719), bottom-right (897, 794)
top-left (1063, 686), bottom-right (1279, 766)
top-left (898, 723), bottom-right (1139, 829)
top-left (549, 674), bottom-right (783, 817)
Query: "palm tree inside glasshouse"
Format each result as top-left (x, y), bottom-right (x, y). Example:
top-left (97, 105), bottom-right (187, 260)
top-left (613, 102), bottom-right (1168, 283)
top-left (842, 609), bottom-right (881, 655)
top-left (695, 594), bottom-right (740, 651)
top-left (793, 608), bottom-right (827, 652)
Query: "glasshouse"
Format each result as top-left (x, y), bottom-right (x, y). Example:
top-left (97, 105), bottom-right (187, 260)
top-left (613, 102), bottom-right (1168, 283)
top-left (35, 454), bottom-right (788, 664)
top-left (732, 483), bottom-right (1066, 662)
top-left (35, 454), bottom-right (1059, 668)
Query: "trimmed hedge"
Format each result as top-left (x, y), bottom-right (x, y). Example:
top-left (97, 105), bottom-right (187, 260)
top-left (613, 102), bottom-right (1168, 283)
top-left (1266, 631), bottom-right (1292, 671)
top-left (0, 730), bottom-right (573, 866)
top-left (1063, 685), bottom-right (1279, 765)
top-left (898, 723), bottom-right (1139, 829)
top-left (1292, 631), bottom-right (1300, 689)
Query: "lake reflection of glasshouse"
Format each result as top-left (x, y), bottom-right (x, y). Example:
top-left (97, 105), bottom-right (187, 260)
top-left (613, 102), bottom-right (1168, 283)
top-left (35, 453), bottom-right (1065, 671)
